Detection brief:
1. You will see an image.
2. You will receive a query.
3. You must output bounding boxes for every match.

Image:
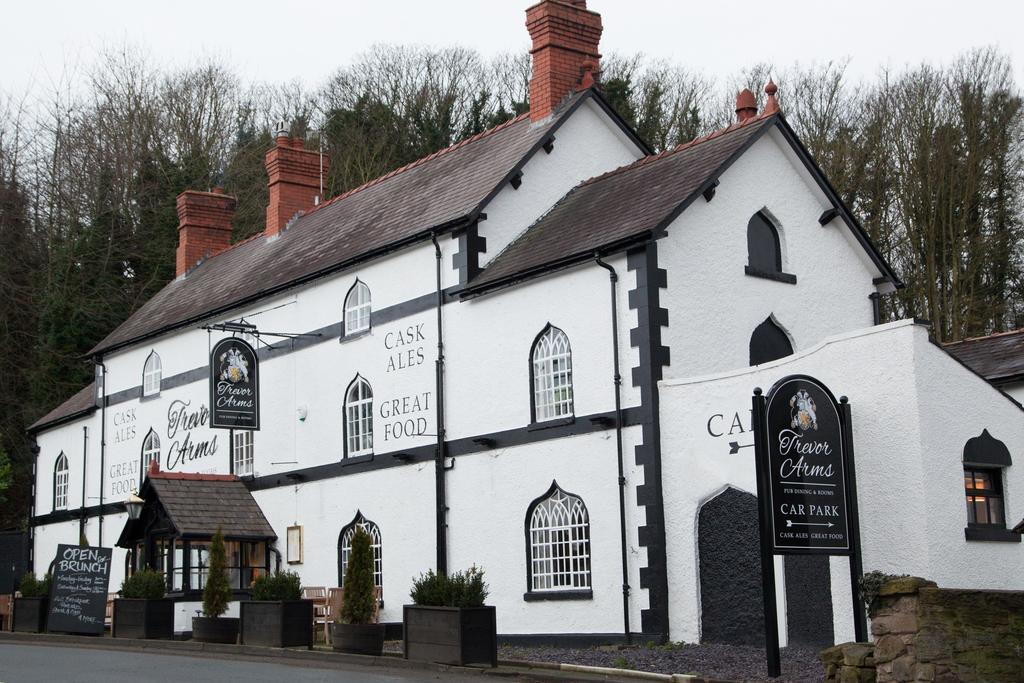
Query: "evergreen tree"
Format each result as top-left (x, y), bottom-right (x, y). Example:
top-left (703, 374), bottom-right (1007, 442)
top-left (203, 527), bottom-right (231, 618)
top-left (339, 528), bottom-right (376, 624)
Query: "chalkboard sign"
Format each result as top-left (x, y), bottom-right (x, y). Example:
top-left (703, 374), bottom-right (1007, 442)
top-left (762, 375), bottom-right (851, 554)
top-left (210, 337), bottom-right (260, 430)
top-left (46, 544), bottom-right (112, 634)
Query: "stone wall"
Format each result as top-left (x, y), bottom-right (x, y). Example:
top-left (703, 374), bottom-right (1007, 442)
top-left (821, 642), bottom-right (876, 683)
top-left (870, 577), bottom-right (1024, 682)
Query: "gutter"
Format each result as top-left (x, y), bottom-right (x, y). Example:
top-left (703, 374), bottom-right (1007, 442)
top-left (594, 253), bottom-right (631, 644)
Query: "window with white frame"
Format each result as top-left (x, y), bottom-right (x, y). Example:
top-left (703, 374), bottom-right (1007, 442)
top-left (233, 429), bottom-right (254, 476)
top-left (344, 280), bottom-right (372, 335)
top-left (345, 376), bottom-right (373, 457)
top-left (142, 351), bottom-right (162, 397)
top-left (141, 429), bottom-right (160, 483)
top-left (338, 512), bottom-right (382, 590)
top-left (531, 325), bottom-right (574, 422)
top-left (53, 452), bottom-right (69, 510)
top-left (527, 483), bottom-right (591, 593)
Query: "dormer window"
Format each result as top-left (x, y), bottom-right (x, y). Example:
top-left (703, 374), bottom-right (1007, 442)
top-left (344, 280), bottom-right (371, 336)
top-left (745, 211), bottom-right (796, 284)
top-left (142, 351), bottom-right (162, 397)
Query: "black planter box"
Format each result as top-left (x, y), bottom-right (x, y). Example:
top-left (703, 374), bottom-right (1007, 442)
top-left (330, 622), bottom-right (386, 655)
top-left (192, 616), bottom-right (239, 644)
top-left (403, 605), bottom-right (497, 667)
top-left (12, 597), bottom-right (48, 633)
top-left (112, 598), bottom-right (174, 640)
top-left (239, 600), bottom-right (313, 648)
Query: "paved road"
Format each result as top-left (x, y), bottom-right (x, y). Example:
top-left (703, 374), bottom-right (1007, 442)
top-left (0, 644), bottom-right (493, 683)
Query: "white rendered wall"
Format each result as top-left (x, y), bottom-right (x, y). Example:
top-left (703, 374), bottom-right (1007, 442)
top-left (479, 99), bottom-right (643, 269)
top-left (659, 320), bottom-right (1024, 645)
top-left (658, 128), bottom-right (880, 378)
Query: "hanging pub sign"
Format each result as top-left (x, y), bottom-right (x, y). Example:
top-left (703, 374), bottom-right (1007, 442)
top-left (210, 337), bottom-right (260, 430)
top-left (761, 375), bottom-right (851, 553)
top-left (46, 544), bottom-right (113, 635)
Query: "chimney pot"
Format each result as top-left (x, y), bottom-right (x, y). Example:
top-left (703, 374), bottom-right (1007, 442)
top-left (526, 0), bottom-right (603, 122)
top-left (735, 88), bottom-right (758, 122)
top-left (763, 79), bottom-right (780, 114)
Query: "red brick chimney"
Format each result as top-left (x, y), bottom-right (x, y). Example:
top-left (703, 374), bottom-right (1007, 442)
top-left (526, 0), bottom-right (603, 122)
top-left (265, 131), bottom-right (329, 236)
top-left (175, 188), bottom-right (236, 277)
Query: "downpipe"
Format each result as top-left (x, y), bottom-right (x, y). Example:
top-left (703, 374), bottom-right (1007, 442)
top-left (595, 253), bottom-right (632, 644)
top-left (431, 234), bottom-right (448, 575)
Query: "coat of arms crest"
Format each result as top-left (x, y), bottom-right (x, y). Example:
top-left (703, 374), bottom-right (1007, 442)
top-left (219, 346), bottom-right (250, 384)
top-left (789, 389), bottom-right (818, 432)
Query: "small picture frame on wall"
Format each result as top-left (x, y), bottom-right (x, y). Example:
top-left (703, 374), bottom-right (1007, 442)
top-left (287, 525), bottom-right (303, 564)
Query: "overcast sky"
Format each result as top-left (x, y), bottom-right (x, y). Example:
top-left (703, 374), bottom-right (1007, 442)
top-left (3, 0), bottom-right (1022, 98)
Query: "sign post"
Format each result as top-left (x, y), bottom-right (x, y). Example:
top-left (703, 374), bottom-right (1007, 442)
top-left (46, 544), bottom-right (112, 635)
top-left (752, 375), bottom-right (865, 677)
top-left (210, 337), bottom-right (260, 430)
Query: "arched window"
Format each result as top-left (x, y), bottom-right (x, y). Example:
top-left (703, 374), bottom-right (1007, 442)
top-left (53, 452), bottom-right (69, 511)
top-left (749, 316), bottom-right (793, 366)
top-left (338, 511), bottom-right (382, 590)
top-left (345, 376), bottom-right (373, 457)
top-left (141, 429), bottom-right (160, 483)
top-left (746, 211), bottom-right (795, 283)
top-left (526, 482), bottom-right (591, 593)
top-left (142, 351), bottom-right (162, 397)
top-left (531, 325), bottom-right (574, 422)
top-left (344, 280), bottom-right (372, 336)
top-left (962, 429), bottom-right (1013, 541)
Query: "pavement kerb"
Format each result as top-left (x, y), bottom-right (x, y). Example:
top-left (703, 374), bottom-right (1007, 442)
top-left (0, 631), bottom-right (728, 682)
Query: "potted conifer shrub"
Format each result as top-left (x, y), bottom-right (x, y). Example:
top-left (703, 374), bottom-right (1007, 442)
top-left (331, 528), bottom-right (385, 655)
top-left (403, 566), bottom-right (496, 667)
top-left (239, 570), bottom-right (313, 648)
top-left (113, 568), bottom-right (173, 639)
top-left (192, 528), bottom-right (239, 643)
top-left (12, 572), bottom-right (51, 633)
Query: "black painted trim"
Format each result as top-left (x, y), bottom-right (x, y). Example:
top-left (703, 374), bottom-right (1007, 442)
top-left (962, 429), bottom-right (1013, 467)
top-left (818, 208), bottom-right (839, 226)
top-left (527, 417), bottom-right (575, 431)
top-left (965, 526), bottom-right (1021, 543)
top-left (626, 242), bottom-right (670, 640)
top-left (523, 590), bottom-right (593, 602)
top-left (744, 266), bottom-right (797, 285)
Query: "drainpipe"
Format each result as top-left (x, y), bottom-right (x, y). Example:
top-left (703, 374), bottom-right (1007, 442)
top-left (28, 439), bottom-right (39, 573)
top-left (80, 426), bottom-right (88, 543)
top-left (594, 253), bottom-right (631, 644)
top-left (95, 357), bottom-right (107, 547)
top-left (431, 234), bottom-right (448, 575)
top-left (869, 292), bottom-right (882, 326)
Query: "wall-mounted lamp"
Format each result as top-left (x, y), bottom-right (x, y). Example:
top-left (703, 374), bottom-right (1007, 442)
top-left (125, 490), bottom-right (145, 520)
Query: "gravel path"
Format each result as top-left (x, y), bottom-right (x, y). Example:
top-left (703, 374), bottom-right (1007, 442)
top-left (499, 643), bottom-right (823, 683)
top-left (384, 640), bottom-right (823, 682)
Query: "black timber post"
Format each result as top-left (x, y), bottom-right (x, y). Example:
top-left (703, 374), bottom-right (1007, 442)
top-left (752, 387), bottom-right (781, 678)
top-left (840, 396), bottom-right (868, 642)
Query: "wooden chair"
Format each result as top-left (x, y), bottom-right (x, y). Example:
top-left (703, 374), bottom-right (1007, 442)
top-left (0, 595), bottom-right (12, 632)
top-left (321, 587), bottom-right (344, 644)
top-left (302, 586), bottom-right (327, 603)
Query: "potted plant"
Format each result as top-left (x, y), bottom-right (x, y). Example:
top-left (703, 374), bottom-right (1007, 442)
top-left (192, 528), bottom-right (239, 643)
top-left (113, 568), bottom-right (173, 639)
top-left (239, 570), bottom-right (313, 648)
top-left (403, 566), bottom-right (496, 667)
top-left (331, 528), bottom-right (384, 655)
top-left (12, 572), bottom-right (51, 633)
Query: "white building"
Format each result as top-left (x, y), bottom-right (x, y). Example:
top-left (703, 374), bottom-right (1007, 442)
top-left (28, 0), bottom-right (1023, 647)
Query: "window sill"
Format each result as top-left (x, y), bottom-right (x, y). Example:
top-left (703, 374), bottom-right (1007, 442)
top-left (745, 266), bottom-right (797, 284)
top-left (139, 391), bottom-right (162, 401)
top-left (965, 526), bottom-right (1020, 543)
top-left (342, 453), bottom-right (374, 466)
top-left (528, 416), bottom-right (575, 431)
top-left (339, 329), bottom-right (371, 344)
top-left (523, 589), bottom-right (593, 602)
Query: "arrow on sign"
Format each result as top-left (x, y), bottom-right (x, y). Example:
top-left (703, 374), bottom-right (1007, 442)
top-left (786, 520), bottom-right (834, 528)
top-left (729, 441), bottom-right (754, 454)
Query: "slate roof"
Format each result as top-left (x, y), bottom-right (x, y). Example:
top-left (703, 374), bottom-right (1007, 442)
top-left (89, 94), bottom-right (583, 356)
top-left (467, 114), bottom-right (777, 291)
top-left (28, 382), bottom-right (96, 432)
top-left (945, 329), bottom-right (1024, 384)
top-left (147, 472), bottom-right (277, 539)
